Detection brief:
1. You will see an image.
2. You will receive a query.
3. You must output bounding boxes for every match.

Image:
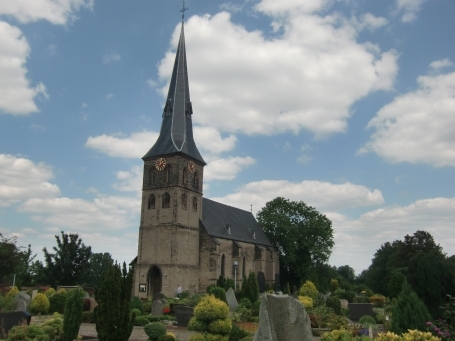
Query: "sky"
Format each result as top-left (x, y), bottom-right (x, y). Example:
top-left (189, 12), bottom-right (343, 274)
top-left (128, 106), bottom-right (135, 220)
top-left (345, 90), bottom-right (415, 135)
top-left (0, 0), bottom-right (454, 276)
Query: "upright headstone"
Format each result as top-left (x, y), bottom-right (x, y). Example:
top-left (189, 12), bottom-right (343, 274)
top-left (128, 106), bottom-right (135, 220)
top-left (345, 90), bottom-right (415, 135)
top-left (14, 300), bottom-right (27, 312)
top-left (340, 299), bottom-right (349, 309)
top-left (273, 274), bottom-right (281, 293)
top-left (151, 299), bottom-right (166, 316)
top-left (152, 292), bottom-right (165, 302)
top-left (257, 272), bottom-right (266, 293)
top-left (174, 305), bottom-right (194, 327)
top-left (31, 290), bottom-right (38, 300)
top-left (225, 288), bottom-right (238, 311)
top-left (0, 311), bottom-right (32, 336)
top-left (348, 303), bottom-right (374, 321)
top-left (253, 295), bottom-right (313, 341)
top-left (16, 292), bottom-right (31, 305)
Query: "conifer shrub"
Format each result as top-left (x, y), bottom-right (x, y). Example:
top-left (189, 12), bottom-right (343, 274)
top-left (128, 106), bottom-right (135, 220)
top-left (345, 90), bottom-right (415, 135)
top-left (62, 288), bottom-right (84, 341)
top-left (49, 292), bottom-right (67, 314)
top-left (131, 308), bottom-right (142, 317)
top-left (298, 296), bottom-right (314, 308)
top-left (326, 296), bottom-right (341, 315)
top-left (375, 330), bottom-right (441, 341)
top-left (370, 294), bottom-right (386, 307)
top-left (81, 311), bottom-right (95, 323)
top-left (241, 271), bottom-right (259, 305)
top-left (358, 315), bottom-right (376, 328)
top-left (321, 328), bottom-right (354, 341)
top-left (194, 296), bottom-right (229, 321)
top-left (224, 277), bottom-right (235, 291)
top-left (252, 300), bottom-right (261, 317)
top-left (134, 316), bottom-right (149, 326)
top-left (299, 281), bottom-right (319, 301)
top-left (144, 322), bottom-right (166, 341)
top-left (229, 324), bottom-right (249, 341)
top-left (57, 288), bottom-right (67, 295)
top-left (30, 293), bottom-right (50, 316)
top-left (390, 281), bottom-right (431, 335)
top-left (45, 288), bottom-right (56, 297)
top-left (6, 286), bottom-right (19, 298)
top-left (239, 298), bottom-right (252, 309)
top-left (208, 286), bottom-right (227, 303)
top-left (375, 332), bottom-right (403, 341)
top-left (130, 296), bottom-right (143, 313)
top-left (41, 313), bottom-right (64, 341)
top-left (94, 262), bottom-right (134, 341)
top-left (160, 332), bottom-right (176, 341)
top-left (6, 323), bottom-right (49, 341)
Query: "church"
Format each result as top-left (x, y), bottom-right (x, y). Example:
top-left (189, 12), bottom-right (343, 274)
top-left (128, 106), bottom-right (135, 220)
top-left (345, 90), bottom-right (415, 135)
top-left (132, 19), bottom-right (280, 298)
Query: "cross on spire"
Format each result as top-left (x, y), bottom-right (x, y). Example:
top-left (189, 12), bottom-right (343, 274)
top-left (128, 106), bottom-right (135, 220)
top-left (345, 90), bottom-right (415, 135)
top-left (180, 0), bottom-right (188, 22)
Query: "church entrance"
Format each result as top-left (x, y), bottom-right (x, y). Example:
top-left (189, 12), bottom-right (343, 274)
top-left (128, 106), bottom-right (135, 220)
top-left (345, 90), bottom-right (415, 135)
top-left (147, 266), bottom-right (162, 296)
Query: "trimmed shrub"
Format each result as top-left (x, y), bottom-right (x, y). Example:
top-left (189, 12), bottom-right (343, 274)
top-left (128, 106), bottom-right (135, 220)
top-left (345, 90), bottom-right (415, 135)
top-left (208, 318), bottom-right (232, 334)
top-left (370, 295), bottom-right (386, 307)
top-left (241, 271), bottom-right (259, 305)
top-left (130, 296), bottom-right (143, 313)
top-left (229, 324), bottom-right (249, 341)
top-left (209, 286), bottom-right (227, 303)
top-left (375, 332), bottom-right (403, 341)
top-left (321, 328), bottom-right (354, 341)
top-left (49, 292), bottom-right (67, 314)
top-left (239, 298), bottom-right (252, 309)
top-left (299, 281), bottom-right (319, 301)
top-left (188, 317), bottom-right (208, 332)
top-left (252, 300), bottom-right (260, 317)
top-left (41, 313), bottom-right (64, 341)
top-left (131, 308), bottom-right (142, 317)
top-left (44, 288), bottom-right (56, 297)
top-left (160, 332), bottom-right (176, 341)
top-left (326, 296), bottom-right (341, 315)
top-left (6, 286), bottom-right (19, 298)
top-left (194, 296), bottom-right (229, 321)
top-left (134, 316), bottom-right (150, 326)
top-left (298, 296), bottom-right (313, 308)
top-left (7, 323), bottom-right (50, 341)
top-left (81, 311), bottom-right (95, 323)
top-left (189, 334), bottom-right (206, 341)
top-left (30, 293), bottom-right (50, 316)
top-left (57, 288), bottom-right (67, 295)
top-left (144, 322), bottom-right (166, 341)
top-left (325, 314), bottom-right (349, 330)
top-left (359, 315), bottom-right (376, 328)
top-left (62, 288), bottom-right (84, 341)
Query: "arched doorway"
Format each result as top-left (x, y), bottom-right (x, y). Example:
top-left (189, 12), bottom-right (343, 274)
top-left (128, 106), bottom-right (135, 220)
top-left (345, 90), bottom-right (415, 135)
top-left (147, 266), bottom-right (162, 296)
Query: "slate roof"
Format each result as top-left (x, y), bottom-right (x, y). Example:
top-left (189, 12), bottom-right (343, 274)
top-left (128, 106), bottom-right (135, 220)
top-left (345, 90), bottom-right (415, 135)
top-left (143, 23), bottom-right (205, 165)
top-left (201, 198), bottom-right (273, 247)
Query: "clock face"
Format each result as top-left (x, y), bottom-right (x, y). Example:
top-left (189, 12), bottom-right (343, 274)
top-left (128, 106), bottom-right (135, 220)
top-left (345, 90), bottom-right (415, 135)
top-left (155, 158), bottom-right (166, 171)
top-left (188, 161), bottom-right (196, 173)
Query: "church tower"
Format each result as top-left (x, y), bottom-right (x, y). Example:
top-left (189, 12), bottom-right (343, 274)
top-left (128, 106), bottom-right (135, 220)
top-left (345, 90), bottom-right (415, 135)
top-left (133, 21), bottom-right (206, 298)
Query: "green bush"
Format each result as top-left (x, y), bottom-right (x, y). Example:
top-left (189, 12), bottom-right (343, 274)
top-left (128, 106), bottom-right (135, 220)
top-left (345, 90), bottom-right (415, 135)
top-left (321, 328), bottom-right (354, 341)
top-left (6, 286), bottom-right (19, 298)
top-left (49, 292), bottom-right (67, 314)
top-left (189, 334), bottom-right (206, 341)
top-left (358, 315), bottom-right (376, 328)
top-left (142, 299), bottom-right (152, 313)
top-left (144, 322), bottom-right (166, 341)
top-left (235, 306), bottom-right (252, 322)
top-left (188, 317), bottom-right (209, 332)
top-left (30, 293), bottom-right (50, 316)
top-left (148, 315), bottom-right (160, 322)
top-left (209, 286), bottom-right (227, 303)
top-left (326, 296), bottom-right (341, 315)
top-left (239, 298), bottom-right (252, 309)
top-left (44, 288), bottom-right (56, 298)
top-left (7, 323), bottom-right (50, 341)
top-left (130, 296), bottom-right (143, 313)
top-left (81, 311), bottom-right (95, 323)
top-left (369, 295), bottom-right (386, 307)
top-left (131, 308), bottom-right (142, 317)
top-left (194, 296), bottom-right (229, 321)
top-left (41, 313), bottom-right (64, 341)
top-left (299, 281), bottom-right (319, 301)
top-left (229, 324), bottom-right (249, 341)
top-left (160, 332), bottom-right (177, 341)
top-left (208, 318), bottom-right (231, 334)
top-left (63, 288), bottom-right (84, 341)
top-left (252, 300), bottom-right (260, 317)
top-left (134, 316), bottom-right (150, 326)
top-left (241, 271), bottom-right (259, 305)
top-left (325, 314), bottom-right (349, 330)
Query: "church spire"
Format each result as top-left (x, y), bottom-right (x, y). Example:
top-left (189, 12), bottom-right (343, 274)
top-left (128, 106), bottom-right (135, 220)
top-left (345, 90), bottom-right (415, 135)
top-left (143, 20), bottom-right (206, 165)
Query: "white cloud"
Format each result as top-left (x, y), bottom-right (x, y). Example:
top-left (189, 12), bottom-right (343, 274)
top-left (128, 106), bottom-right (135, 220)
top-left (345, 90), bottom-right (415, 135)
top-left (0, 21), bottom-right (48, 115)
top-left (106, 93), bottom-right (115, 100)
top-left (103, 52), bottom-right (121, 65)
top-left (352, 13), bottom-right (388, 31)
top-left (0, 0), bottom-right (93, 25)
top-left (430, 58), bottom-right (453, 70)
top-left (330, 197), bottom-right (455, 274)
top-left (193, 127), bottom-right (237, 155)
top-left (113, 166), bottom-right (143, 193)
top-left (211, 180), bottom-right (384, 214)
top-left (204, 156), bottom-right (256, 181)
top-left (361, 68), bottom-right (455, 167)
top-left (395, 0), bottom-right (427, 23)
top-left (0, 154), bottom-right (60, 207)
top-left (85, 131), bottom-right (159, 158)
top-left (158, 8), bottom-right (398, 137)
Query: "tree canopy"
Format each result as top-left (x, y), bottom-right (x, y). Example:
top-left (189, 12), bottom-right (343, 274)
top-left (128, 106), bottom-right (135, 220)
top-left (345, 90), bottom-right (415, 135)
top-left (257, 197), bottom-right (334, 288)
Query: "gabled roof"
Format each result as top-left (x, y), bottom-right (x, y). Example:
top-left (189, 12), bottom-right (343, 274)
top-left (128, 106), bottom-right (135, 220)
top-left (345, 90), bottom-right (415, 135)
top-left (143, 23), bottom-right (205, 165)
top-left (201, 198), bottom-right (273, 247)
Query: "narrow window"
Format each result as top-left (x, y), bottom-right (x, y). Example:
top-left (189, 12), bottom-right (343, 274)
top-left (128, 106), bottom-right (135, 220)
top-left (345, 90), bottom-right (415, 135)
top-left (192, 171), bottom-right (199, 189)
top-left (242, 256), bottom-right (246, 277)
top-left (150, 169), bottom-right (156, 185)
top-left (255, 245), bottom-right (262, 260)
top-left (192, 197), bottom-right (197, 210)
top-left (181, 194), bottom-right (187, 209)
top-left (182, 168), bottom-right (187, 185)
top-left (221, 254), bottom-right (225, 277)
top-left (164, 165), bottom-right (172, 184)
top-left (148, 194), bottom-right (155, 209)
top-left (233, 241), bottom-right (239, 257)
top-left (162, 192), bottom-right (170, 208)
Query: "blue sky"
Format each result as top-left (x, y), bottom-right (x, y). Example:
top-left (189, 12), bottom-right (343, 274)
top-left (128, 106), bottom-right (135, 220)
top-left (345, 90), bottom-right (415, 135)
top-left (1, 0), bottom-right (454, 276)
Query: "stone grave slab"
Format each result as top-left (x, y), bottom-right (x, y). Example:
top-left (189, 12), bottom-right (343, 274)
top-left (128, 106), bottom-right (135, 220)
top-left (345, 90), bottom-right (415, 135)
top-left (253, 294), bottom-right (313, 341)
top-left (174, 305), bottom-right (194, 327)
top-left (348, 303), bottom-right (374, 321)
top-left (31, 290), bottom-right (38, 300)
top-left (257, 271), bottom-right (266, 293)
top-left (340, 299), bottom-right (349, 309)
top-left (151, 299), bottom-right (166, 316)
top-left (13, 300), bottom-right (27, 312)
top-left (0, 311), bottom-right (31, 336)
top-left (152, 292), bottom-right (165, 302)
top-left (225, 287), bottom-right (238, 311)
top-left (273, 274), bottom-right (281, 292)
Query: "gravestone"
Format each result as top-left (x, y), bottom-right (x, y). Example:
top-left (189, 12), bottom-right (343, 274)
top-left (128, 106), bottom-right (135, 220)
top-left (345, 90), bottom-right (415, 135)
top-left (14, 300), bottom-right (27, 312)
top-left (257, 272), bottom-right (266, 293)
top-left (0, 311), bottom-right (32, 336)
top-left (31, 290), bottom-right (38, 300)
top-left (16, 292), bottom-right (31, 305)
top-left (340, 299), bottom-right (349, 309)
top-left (174, 305), bottom-right (194, 327)
top-left (225, 287), bottom-right (238, 311)
top-left (152, 292), bottom-right (165, 302)
top-left (273, 274), bottom-right (281, 292)
top-left (292, 285), bottom-right (297, 295)
top-left (348, 303), bottom-right (374, 320)
top-left (151, 299), bottom-right (166, 316)
top-left (254, 294), bottom-right (313, 341)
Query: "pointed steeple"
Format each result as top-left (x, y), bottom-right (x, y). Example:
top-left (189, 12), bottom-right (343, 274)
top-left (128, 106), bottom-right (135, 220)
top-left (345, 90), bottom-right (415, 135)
top-left (143, 23), bottom-right (206, 165)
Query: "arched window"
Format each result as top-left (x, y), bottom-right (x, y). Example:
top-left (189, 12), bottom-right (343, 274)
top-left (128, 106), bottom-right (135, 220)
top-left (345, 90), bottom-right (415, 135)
top-left (242, 256), bottom-right (246, 278)
top-left (182, 168), bottom-right (187, 185)
top-left (255, 245), bottom-right (262, 260)
top-left (192, 171), bottom-right (199, 189)
top-left (148, 194), bottom-right (155, 209)
top-left (221, 254), bottom-right (225, 277)
top-left (181, 194), bottom-right (187, 209)
top-left (149, 169), bottom-right (156, 185)
top-left (162, 192), bottom-right (170, 208)
top-left (164, 165), bottom-right (172, 184)
top-left (192, 197), bottom-right (197, 210)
